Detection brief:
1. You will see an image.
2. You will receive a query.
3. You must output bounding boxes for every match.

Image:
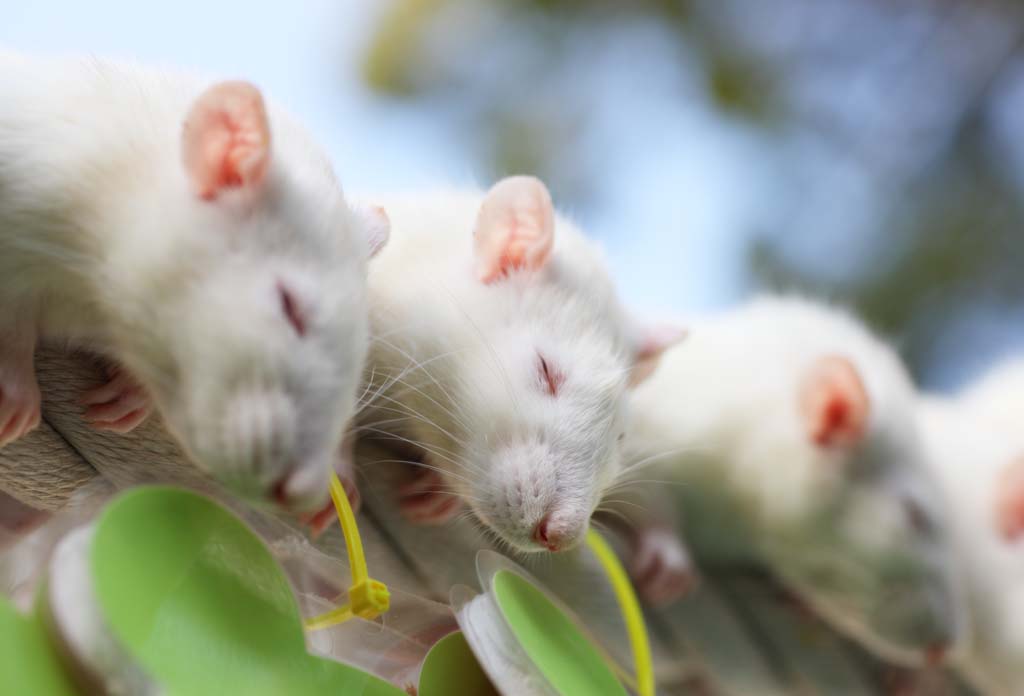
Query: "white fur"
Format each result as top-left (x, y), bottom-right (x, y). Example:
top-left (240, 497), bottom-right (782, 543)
top-left (0, 52), bottom-right (375, 508)
top-left (358, 187), bottom-right (640, 553)
top-left (961, 357), bottom-right (1024, 444)
top-left (922, 368), bottom-right (1024, 694)
top-left (628, 295), bottom-right (964, 666)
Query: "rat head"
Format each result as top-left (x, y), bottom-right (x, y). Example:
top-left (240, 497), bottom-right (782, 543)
top-left (398, 177), bottom-right (683, 554)
top-left (110, 81), bottom-right (388, 512)
top-left (739, 314), bottom-right (963, 664)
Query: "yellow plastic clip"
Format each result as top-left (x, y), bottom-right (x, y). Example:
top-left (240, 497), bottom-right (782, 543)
top-left (304, 471), bottom-right (390, 631)
top-left (586, 528), bottom-right (655, 696)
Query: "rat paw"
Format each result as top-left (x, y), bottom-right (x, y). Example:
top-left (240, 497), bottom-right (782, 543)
top-left (398, 469), bottom-right (462, 525)
top-left (630, 526), bottom-right (697, 607)
top-left (81, 366), bottom-right (151, 433)
top-left (0, 366), bottom-right (41, 448)
top-left (301, 502), bottom-right (338, 538)
top-left (301, 473), bottom-right (361, 538)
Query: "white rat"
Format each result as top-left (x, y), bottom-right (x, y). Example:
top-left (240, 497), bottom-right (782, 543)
top-left (920, 362), bottom-right (1024, 694)
top-left (627, 295), bottom-right (964, 667)
top-left (350, 176), bottom-right (684, 556)
top-left (0, 52), bottom-right (386, 511)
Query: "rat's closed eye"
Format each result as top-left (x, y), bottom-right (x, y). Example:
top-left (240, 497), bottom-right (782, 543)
top-left (537, 353), bottom-right (565, 396)
top-left (276, 281), bottom-right (307, 338)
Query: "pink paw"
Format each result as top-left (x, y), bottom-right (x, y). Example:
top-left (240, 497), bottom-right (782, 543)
top-left (398, 469), bottom-right (462, 525)
top-left (630, 526), bottom-right (697, 607)
top-left (0, 367), bottom-right (41, 448)
top-left (80, 366), bottom-right (151, 434)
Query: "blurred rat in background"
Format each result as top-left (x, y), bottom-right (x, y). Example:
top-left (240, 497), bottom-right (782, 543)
top-left (626, 295), bottom-right (965, 667)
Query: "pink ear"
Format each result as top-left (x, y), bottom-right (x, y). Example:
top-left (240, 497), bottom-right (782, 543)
top-left (996, 456), bottom-right (1024, 542)
top-left (182, 81), bottom-right (271, 200)
top-left (799, 355), bottom-right (870, 449)
top-left (629, 323), bottom-right (688, 387)
top-left (473, 176), bottom-right (555, 283)
top-left (360, 205), bottom-right (390, 259)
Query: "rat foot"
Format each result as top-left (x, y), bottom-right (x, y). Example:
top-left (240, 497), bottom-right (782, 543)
top-left (0, 359), bottom-right (41, 448)
top-left (630, 526), bottom-right (697, 607)
top-left (398, 469), bottom-right (462, 525)
top-left (81, 365), bottom-right (151, 433)
top-left (301, 472), bottom-right (361, 537)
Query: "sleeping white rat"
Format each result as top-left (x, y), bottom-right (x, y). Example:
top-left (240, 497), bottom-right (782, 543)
top-left (627, 295), bottom-right (965, 667)
top-left (920, 360), bottom-right (1024, 695)
top-left (0, 51), bottom-right (387, 512)
top-left (351, 176), bottom-right (684, 555)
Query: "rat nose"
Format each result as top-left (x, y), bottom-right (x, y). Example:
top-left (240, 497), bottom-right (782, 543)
top-left (268, 463), bottom-right (329, 513)
top-left (532, 515), bottom-right (566, 552)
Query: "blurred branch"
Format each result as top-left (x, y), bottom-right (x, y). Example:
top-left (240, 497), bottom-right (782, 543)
top-left (363, 0), bottom-right (448, 96)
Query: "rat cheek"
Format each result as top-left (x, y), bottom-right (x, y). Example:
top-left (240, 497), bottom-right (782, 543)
top-left (465, 495), bottom-right (497, 532)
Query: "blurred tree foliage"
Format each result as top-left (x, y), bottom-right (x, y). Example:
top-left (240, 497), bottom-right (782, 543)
top-left (360, 0), bottom-right (1024, 387)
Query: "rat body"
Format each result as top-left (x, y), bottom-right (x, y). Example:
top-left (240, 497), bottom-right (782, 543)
top-left (920, 360), bottom-right (1024, 695)
top-left (627, 295), bottom-right (964, 666)
top-left (0, 52), bottom-right (385, 511)
top-left (353, 176), bottom-right (683, 555)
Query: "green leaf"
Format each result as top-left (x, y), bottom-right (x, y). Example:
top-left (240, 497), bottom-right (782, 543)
top-left (89, 486), bottom-right (404, 696)
top-left (0, 596), bottom-right (79, 695)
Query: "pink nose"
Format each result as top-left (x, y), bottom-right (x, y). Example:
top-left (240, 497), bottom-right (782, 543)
top-left (532, 516), bottom-right (563, 552)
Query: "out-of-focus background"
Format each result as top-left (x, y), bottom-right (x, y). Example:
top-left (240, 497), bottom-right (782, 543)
top-left (5, 0), bottom-right (1024, 390)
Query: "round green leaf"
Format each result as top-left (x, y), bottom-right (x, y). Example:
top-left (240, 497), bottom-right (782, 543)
top-left (89, 486), bottom-right (402, 696)
top-left (0, 596), bottom-right (79, 695)
top-left (418, 630), bottom-right (497, 696)
top-left (492, 570), bottom-right (626, 696)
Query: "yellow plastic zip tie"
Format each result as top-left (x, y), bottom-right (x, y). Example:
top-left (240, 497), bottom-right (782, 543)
top-left (586, 528), bottom-right (654, 696)
top-left (303, 471), bottom-right (390, 631)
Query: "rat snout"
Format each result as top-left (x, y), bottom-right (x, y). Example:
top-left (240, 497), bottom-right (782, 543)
top-left (530, 510), bottom-right (588, 553)
top-left (214, 388), bottom-right (329, 510)
top-left (532, 516), bottom-right (556, 550)
top-left (480, 441), bottom-right (596, 552)
top-left (270, 458), bottom-right (331, 513)
top-left (859, 577), bottom-right (964, 666)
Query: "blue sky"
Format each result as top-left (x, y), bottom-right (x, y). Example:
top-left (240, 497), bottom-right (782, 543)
top-left (2, 0), bottom-right (757, 320)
